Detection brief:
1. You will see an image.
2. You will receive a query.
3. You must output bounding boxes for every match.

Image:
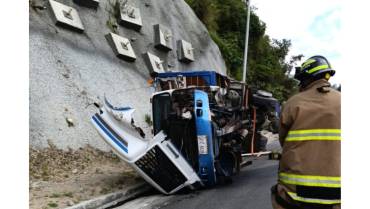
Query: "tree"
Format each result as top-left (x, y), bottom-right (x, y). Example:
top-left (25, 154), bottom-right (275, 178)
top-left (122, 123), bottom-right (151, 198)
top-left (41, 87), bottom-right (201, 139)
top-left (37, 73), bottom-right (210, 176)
top-left (185, 0), bottom-right (299, 102)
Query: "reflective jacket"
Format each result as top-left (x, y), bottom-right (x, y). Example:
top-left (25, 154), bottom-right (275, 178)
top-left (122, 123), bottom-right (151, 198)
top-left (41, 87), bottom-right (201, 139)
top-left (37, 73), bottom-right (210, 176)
top-left (278, 79), bottom-right (341, 206)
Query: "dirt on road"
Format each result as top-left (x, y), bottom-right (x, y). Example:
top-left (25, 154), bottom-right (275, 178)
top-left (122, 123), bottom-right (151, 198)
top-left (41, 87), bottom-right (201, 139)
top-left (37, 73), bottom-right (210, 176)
top-left (29, 142), bottom-right (142, 209)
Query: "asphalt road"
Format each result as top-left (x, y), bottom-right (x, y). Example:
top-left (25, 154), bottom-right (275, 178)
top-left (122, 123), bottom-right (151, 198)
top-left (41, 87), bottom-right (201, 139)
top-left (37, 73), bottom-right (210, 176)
top-left (160, 159), bottom-right (279, 209)
top-left (115, 158), bottom-right (279, 209)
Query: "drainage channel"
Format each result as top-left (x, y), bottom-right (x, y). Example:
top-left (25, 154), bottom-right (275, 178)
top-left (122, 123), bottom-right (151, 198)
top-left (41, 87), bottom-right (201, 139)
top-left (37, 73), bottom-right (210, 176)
top-left (100, 187), bottom-right (160, 209)
top-left (102, 187), bottom-right (199, 209)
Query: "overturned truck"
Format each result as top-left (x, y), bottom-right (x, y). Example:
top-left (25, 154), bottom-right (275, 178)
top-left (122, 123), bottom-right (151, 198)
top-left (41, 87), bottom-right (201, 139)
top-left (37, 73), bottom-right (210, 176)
top-left (91, 70), bottom-right (279, 194)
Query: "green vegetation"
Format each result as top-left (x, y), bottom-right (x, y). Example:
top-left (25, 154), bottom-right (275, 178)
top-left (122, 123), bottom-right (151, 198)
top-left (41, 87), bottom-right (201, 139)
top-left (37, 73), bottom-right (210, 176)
top-left (105, 0), bottom-right (120, 33)
top-left (50, 193), bottom-right (61, 198)
top-left (185, 0), bottom-right (301, 101)
top-left (63, 192), bottom-right (74, 198)
top-left (47, 202), bottom-right (58, 208)
top-left (144, 114), bottom-right (153, 126)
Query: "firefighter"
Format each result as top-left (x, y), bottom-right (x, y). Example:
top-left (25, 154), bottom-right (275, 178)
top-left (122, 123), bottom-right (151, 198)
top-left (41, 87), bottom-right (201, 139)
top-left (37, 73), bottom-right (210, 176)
top-left (271, 55), bottom-right (341, 209)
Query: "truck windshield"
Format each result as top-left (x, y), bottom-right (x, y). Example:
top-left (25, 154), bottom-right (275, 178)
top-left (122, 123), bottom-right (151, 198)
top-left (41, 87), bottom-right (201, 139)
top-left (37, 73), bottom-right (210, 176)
top-left (152, 93), bottom-right (171, 135)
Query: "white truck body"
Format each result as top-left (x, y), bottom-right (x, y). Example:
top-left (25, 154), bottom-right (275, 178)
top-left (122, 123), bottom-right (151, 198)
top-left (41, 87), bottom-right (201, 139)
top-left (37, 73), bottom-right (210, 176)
top-left (91, 100), bottom-right (201, 194)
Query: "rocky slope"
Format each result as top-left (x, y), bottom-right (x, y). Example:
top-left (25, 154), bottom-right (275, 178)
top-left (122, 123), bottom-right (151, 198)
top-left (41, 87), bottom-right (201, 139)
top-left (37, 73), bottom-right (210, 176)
top-left (29, 0), bottom-right (227, 150)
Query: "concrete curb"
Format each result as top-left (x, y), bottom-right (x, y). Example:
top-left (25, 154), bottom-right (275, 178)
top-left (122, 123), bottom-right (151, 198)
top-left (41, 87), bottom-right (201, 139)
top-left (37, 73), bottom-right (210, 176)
top-left (64, 182), bottom-right (153, 209)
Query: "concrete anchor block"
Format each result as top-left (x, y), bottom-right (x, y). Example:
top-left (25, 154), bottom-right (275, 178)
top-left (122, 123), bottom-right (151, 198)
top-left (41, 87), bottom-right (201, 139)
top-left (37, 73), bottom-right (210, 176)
top-left (177, 40), bottom-right (195, 63)
top-left (49, 0), bottom-right (85, 33)
top-left (118, 3), bottom-right (142, 31)
top-left (142, 52), bottom-right (165, 74)
top-left (105, 33), bottom-right (137, 62)
top-left (153, 24), bottom-right (173, 52)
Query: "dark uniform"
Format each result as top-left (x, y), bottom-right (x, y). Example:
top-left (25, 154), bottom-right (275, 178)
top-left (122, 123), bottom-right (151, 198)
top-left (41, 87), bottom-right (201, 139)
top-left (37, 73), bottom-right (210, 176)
top-left (271, 56), bottom-right (341, 209)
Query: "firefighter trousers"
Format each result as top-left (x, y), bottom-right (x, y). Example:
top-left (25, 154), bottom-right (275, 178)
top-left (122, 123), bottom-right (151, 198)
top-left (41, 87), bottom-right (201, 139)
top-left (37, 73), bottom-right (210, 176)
top-left (271, 184), bottom-right (340, 209)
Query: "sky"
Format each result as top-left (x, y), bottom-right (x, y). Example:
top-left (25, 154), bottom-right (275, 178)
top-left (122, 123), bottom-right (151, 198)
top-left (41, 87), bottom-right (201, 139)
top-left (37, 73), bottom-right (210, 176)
top-left (252, 0), bottom-right (342, 85)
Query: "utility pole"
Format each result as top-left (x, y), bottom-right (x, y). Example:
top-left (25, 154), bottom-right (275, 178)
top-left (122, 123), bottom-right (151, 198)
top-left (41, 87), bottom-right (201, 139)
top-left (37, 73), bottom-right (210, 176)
top-left (242, 0), bottom-right (251, 83)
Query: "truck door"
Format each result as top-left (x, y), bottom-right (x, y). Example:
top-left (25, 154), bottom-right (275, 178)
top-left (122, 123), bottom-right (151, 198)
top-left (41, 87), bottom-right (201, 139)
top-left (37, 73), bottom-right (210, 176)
top-left (194, 90), bottom-right (216, 186)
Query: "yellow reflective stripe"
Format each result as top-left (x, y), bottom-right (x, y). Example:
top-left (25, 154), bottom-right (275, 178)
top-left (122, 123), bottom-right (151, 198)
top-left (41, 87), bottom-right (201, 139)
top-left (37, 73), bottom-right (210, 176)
top-left (287, 192), bottom-right (341, 204)
top-left (288, 129), bottom-right (340, 134)
top-left (307, 64), bottom-right (329, 74)
top-left (286, 129), bottom-right (341, 141)
top-left (286, 136), bottom-right (341, 141)
top-left (280, 177), bottom-right (341, 187)
top-left (279, 172), bottom-right (341, 188)
top-left (302, 59), bottom-right (316, 68)
top-left (279, 173), bottom-right (341, 181)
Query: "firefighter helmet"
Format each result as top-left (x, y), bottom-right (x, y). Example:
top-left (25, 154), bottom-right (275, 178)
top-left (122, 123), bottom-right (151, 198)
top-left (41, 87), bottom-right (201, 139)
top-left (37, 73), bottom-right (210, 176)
top-left (294, 55), bottom-right (335, 84)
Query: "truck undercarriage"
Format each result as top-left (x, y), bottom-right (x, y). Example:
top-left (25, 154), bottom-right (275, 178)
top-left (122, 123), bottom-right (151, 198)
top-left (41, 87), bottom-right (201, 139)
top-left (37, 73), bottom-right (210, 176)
top-left (91, 70), bottom-right (280, 194)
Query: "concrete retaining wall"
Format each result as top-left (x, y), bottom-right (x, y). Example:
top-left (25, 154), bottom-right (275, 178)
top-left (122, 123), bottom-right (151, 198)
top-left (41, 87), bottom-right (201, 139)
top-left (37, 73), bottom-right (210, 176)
top-left (29, 0), bottom-right (226, 150)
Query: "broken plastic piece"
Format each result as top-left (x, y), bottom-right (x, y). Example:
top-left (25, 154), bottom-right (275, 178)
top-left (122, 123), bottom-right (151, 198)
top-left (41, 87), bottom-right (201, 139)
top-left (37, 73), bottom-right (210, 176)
top-left (66, 118), bottom-right (74, 127)
top-left (104, 97), bottom-right (135, 123)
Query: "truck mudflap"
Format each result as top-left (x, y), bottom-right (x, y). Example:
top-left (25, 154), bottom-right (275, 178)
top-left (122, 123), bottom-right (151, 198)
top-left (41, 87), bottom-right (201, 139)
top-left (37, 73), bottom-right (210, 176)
top-left (91, 98), bottom-right (201, 194)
